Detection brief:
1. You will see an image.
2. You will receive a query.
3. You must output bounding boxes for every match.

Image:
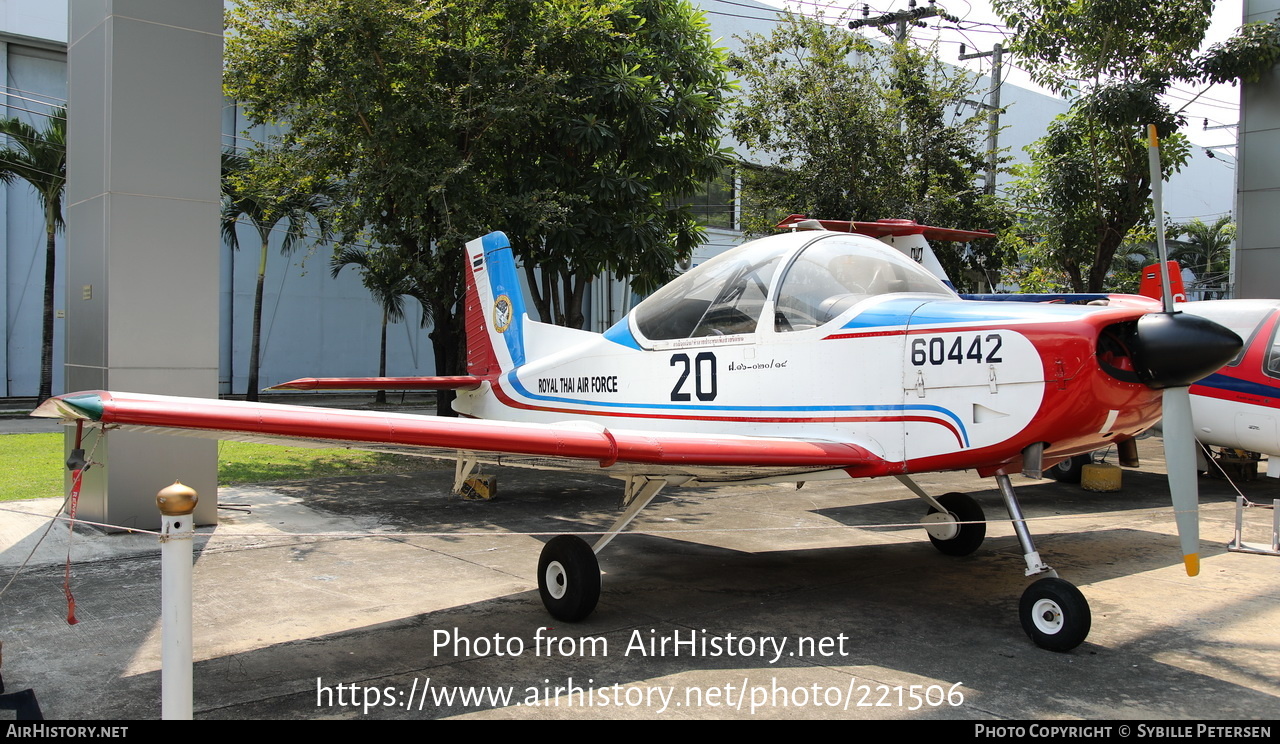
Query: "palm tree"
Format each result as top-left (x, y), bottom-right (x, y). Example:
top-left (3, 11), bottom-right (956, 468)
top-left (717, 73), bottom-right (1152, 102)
top-left (221, 150), bottom-right (331, 401)
top-left (1170, 215), bottom-right (1235, 290)
top-left (0, 107), bottom-right (67, 402)
top-left (331, 246), bottom-right (417, 404)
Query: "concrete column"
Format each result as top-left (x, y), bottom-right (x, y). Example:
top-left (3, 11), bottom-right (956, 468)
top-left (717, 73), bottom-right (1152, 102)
top-left (65, 1), bottom-right (221, 528)
top-left (1237, 0), bottom-right (1280, 299)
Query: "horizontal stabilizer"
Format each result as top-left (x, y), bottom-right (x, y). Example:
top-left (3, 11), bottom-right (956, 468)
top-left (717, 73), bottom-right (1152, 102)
top-left (775, 214), bottom-right (995, 242)
top-left (268, 377), bottom-right (485, 391)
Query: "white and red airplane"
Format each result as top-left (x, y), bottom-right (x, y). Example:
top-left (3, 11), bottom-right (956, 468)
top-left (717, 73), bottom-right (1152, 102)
top-left (1179, 299), bottom-right (1280, 474)
top-left (33, 220), bottom-right (1241, 652)
top-left (784, 219), bottom-right (1280, 484)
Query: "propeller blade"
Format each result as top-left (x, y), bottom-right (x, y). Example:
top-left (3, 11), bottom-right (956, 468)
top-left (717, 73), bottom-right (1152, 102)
top-left (1161, 386), bottom-right (1200, 576)
top-left (1147, 124), bottom-right (1175, 314)
top-left (1145, 123), bottom-right (1223, 577)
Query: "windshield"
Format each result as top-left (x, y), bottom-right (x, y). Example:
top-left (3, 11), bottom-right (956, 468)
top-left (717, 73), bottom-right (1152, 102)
top-left (774, 235), bottom-right (954, 331)
top-left (632, 240), bottom-right (784, 340)
top-left (631, 231), bottom-right (956, 342)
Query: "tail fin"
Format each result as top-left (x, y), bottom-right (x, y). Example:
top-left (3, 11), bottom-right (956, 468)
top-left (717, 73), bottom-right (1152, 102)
top-left (1138, 261), bottom-right (1187, 303)
top-left (464, 232), bottom-right (527, 377)
top-left (873, 233), bottom-right (954, 289)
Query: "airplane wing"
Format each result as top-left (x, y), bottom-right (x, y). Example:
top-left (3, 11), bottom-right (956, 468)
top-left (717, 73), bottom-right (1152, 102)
top-left (32, 391), bottom-right (886, 481)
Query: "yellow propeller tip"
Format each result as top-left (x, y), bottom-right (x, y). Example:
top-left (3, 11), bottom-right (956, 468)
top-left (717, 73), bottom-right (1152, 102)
top-left (1183, 553), bottom-right (1200, 577)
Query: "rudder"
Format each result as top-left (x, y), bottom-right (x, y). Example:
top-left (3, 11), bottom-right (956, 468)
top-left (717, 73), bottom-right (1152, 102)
top-left (464, 232), bottom-right (527, 376)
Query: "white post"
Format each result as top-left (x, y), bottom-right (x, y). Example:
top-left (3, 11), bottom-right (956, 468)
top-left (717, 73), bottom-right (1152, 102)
top-left (157, 482), bottom-right (198, 720)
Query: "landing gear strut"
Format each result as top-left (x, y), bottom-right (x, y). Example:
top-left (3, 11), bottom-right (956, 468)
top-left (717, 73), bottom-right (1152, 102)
top-left (995, 473), bottom-right (1091, 652)
top-left (534, 476), bottom-right (668, 622)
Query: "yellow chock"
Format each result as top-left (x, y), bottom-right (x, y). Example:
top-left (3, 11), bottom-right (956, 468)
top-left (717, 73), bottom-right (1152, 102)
top-left (460, 475), bottom-right (497, 501)
top-left (1081, 463), bottom-right (1122, 492)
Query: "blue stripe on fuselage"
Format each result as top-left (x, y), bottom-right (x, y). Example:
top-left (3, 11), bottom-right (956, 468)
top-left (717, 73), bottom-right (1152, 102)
top-left (841, 297), bottom-right (1121, 332)
top-left (603, 319), bottom-right (643, 350)
top-left (503, 372), bottom-right (969, 446)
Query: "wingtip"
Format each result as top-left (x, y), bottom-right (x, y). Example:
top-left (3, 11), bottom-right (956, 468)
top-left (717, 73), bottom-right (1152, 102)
top-left (268, 378), bottom-right (317, 390)
top-left (1183, 553), bottom-right (1200, 577)
top-left (30, 391), bottom-right (107, 421)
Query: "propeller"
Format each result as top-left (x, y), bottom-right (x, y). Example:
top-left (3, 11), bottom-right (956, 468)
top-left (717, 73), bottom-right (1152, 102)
top-left (1131, 124), bottom-right (1241, 576)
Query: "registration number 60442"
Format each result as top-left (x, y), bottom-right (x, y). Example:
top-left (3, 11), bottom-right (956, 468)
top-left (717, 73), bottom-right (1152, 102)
top-left (910, 334), bottom-right (1003, 366)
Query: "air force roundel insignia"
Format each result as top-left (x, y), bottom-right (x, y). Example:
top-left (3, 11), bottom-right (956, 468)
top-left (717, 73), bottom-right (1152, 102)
top-left (493, 294), bottom-right (513, 333)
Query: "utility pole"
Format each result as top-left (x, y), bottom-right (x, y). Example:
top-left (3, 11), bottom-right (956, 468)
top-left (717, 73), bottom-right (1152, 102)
top-left (960, 43), bottom-right (1004, 195)
top-left (849, 2), bottom-right (1001, 195)
top-left (849, 0), bottom-right (958, 43)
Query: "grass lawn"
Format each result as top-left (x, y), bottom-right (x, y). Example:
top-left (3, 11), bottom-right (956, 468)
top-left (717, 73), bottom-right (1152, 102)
top-left (0, 432), bottom-right (431, 502)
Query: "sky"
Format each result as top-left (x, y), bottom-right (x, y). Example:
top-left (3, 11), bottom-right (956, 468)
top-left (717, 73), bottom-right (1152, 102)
top-left (750, 0), bottom-right (1249, 155)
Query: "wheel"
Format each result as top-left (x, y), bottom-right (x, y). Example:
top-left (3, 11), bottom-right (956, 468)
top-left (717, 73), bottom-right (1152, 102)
top-left (922, 492), bottom-right (986, 556)
top-left (537, 535), bottom-right (601, 622)
top-left (1019, 577), bottom-right (1091, 652)
top-left (1047, 454), bottom-right (1092, 484)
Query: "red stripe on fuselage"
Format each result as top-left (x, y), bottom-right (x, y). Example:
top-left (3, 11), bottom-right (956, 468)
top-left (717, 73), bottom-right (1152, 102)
top-left (488, 379), bottom-right (966, 446)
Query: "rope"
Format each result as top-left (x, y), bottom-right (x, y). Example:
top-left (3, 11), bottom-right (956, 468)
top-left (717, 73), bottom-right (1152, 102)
top-left (0, 506), bottom-right (1102, 544)
top-left (0, 426), bottom-right (104, 608)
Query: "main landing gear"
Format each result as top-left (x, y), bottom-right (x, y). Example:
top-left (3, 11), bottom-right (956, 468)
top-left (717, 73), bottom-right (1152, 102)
top-left (535, 471), bottom-right (1091, 652)
top-left (535, 475), bottom-right (668, 623)
top-left (537, 535), bottom-right (600, 622)
top-left (902, 473), bottom-right (1092, 652)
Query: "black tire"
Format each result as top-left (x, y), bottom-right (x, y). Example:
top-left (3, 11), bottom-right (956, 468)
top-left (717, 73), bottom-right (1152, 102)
top-left (924, 492), bottom-right (986, 556)
top-left (1019, 577), bottom-right (1091, 652)
top-left (537, 535), bottom-right (601, 622)
top-left (1047, 454), bottom-right (1092, 484)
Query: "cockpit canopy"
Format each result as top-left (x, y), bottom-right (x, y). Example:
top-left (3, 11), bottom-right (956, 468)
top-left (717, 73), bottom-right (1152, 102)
top-left (631, 231), bottom-right (956, 342)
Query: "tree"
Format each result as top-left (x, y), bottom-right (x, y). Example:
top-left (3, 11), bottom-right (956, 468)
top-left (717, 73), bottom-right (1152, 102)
top-left (330, 246), bottom-right (418, 404)
top-left (226, 0), bottom-right (563, 414)
top-left (1170, 214), bottom-right (1234, 288)
top-left (1002, 98), bottom-right (1188, 293)
top-left (0, 107), bottom-right (66, 402)
top-left (994, 0), bottom-right (1280, 292)
top-left (220, 150), bottom-right (332, 401)
top-left (729, 13), bottom-right (1012, 290)
top-left (498, 0), bottom-right (735, 327)
top-left (225, 0), bottom-right (735, 417)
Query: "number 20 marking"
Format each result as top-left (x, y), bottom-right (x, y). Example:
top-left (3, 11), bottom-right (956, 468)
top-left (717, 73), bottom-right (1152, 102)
top-left (670, 352), bottom-right (717, 401)
top-left (910, 334), bottom-right (1003, 366)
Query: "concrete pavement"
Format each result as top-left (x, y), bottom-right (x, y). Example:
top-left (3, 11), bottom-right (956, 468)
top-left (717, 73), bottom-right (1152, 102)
top-left (0, 433), bottom-right (1277, 720)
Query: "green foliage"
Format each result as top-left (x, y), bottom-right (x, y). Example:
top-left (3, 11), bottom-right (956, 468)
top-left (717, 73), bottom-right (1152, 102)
top-left (331, 245), bottom-right (421, 402)
top-left (1199, 22), bottom-right (1280, 84)
top-left (1003, 109), bottom-right (1189, 293)
top-left (225, 0), bottom-right (733, 352)
top-left (0, 108), bottom-right (67, 402)
top-left (995, 0), bottom-right (1214, 91)
top-left (221, 150), bottom-right (332, 259)
top-left (993, 0), bottom-right (1275, 293)
top-left (226, 0), bottom-right (533, 408)
top-left (0, 433), bottom-right (428, 502)
top-left (1170, 214), bottom-right (1235, 283)
top-left (0, 110), bottom-right (65, 233)
top-left (501, 0), bottom-right (736, 326)
top-left (221, 149), bottom-right (333, 400)
top-left (728, 13), bottom-right (1012, 290)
